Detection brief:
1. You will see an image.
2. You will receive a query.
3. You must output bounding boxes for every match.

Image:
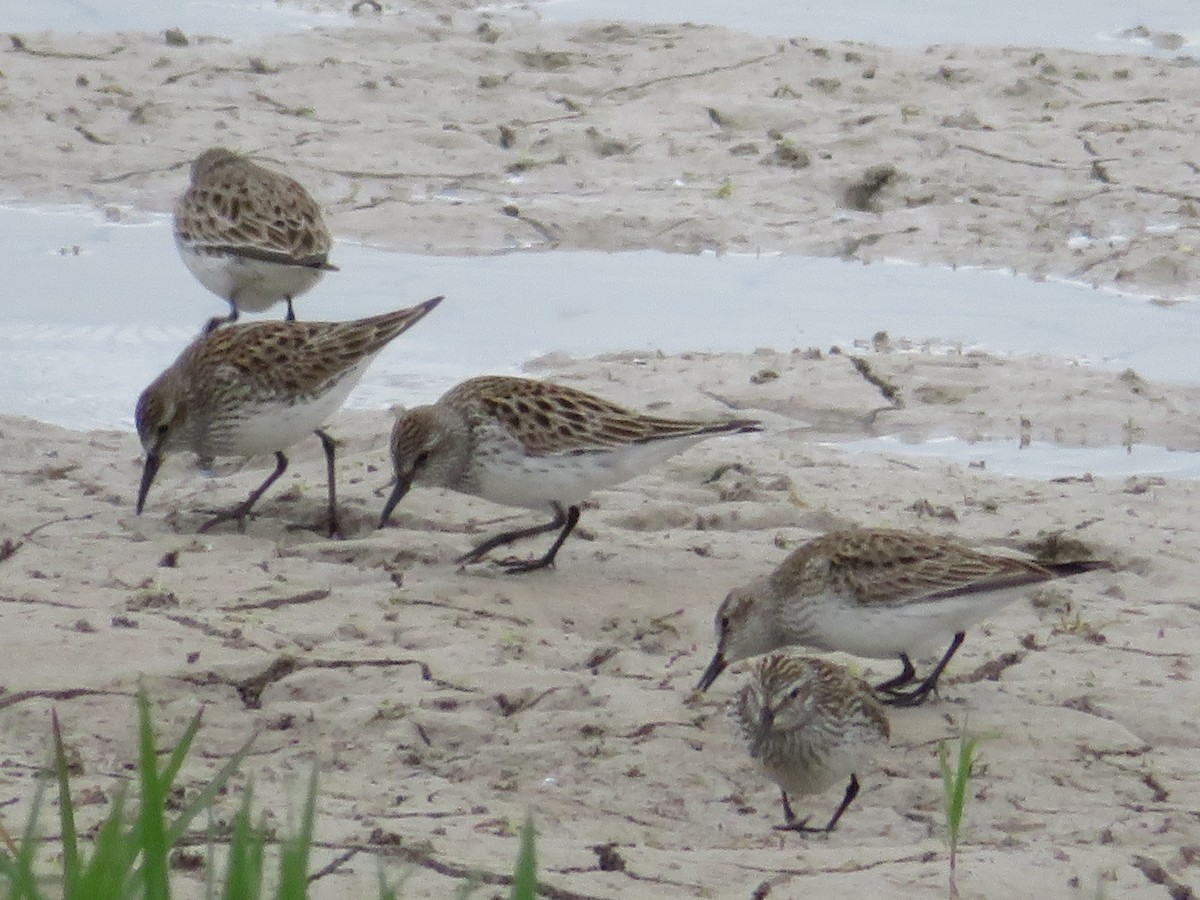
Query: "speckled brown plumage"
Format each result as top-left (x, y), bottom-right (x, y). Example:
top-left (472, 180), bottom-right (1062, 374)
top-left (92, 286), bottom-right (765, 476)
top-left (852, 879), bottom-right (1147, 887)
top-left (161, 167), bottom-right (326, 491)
top-left (735, 654), bottom-right (889, 833)
top-left (135, 296), bottom-right (443, 533)
top-left (176, 147), bottom-right (333, 266)
top-left (381, 375), bottom-right (762, 572)
top-left (699, 527), bottom-right (1111, 704)
top-left (174, 147), bottom-right (337, 322)
top-left (769, 527), bottom-right (1067, 608)
top-left (440, 375), bottom-right (760, 456)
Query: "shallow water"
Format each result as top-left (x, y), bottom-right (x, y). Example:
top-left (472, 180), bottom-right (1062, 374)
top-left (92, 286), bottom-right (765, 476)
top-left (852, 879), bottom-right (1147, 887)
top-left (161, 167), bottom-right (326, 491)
top-left (524, 0), bottom-right (1200, 54)
top-left (4, 205), bottom-right (1197, 446)
top-left (11, 0), bottom-right (349, 37)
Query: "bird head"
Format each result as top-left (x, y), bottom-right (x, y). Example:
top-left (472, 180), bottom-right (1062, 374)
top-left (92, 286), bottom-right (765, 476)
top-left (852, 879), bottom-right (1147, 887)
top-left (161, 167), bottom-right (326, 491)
top-left (378, 404), bottom-right (466, 528)
top-left (697, 581), bottom-right (776, 691)
top-left (134, 376), bottom-right (186, 515)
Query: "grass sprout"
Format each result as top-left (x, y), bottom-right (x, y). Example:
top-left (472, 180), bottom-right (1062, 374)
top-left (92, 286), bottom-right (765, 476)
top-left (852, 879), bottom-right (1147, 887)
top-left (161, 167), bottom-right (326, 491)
top-left (938, 729), bottom-right (979, 898)
top-left (1, 691), bottom-right (540, 900)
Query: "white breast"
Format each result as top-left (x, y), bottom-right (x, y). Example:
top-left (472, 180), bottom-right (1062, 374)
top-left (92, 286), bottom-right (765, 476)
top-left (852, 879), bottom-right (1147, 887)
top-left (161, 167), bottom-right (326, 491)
top-left (177, 243), bottom-right (325, 312)
top-left (470, 432), bottom-right (713, 512)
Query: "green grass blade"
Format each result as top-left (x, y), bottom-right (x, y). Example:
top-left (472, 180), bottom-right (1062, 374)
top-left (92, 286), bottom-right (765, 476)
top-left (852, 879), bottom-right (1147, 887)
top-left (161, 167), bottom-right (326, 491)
top-left (276, 767), bottom-right (319, 900)
top-left (376, 870), bottom-right (397, 900)
top-left (938, 733), bottom-right (978, 850)
top-left (221, 786), bottom-right (264, 900)
top-left (937, 741), bottom-right (956, 843)
top-left (205, 813), bottom-right (217, 900)
top-left (508, 815), bottom-right (537, 900)
top-left (953, 736), bottom-right (977, 841)
top-left (159, 706), bottom-right (204, 791)
top-left (51, 712), bottom-right (80, 899)
top-left (165, 730), bottom-right (257, 846)
top-left (4, 778), bottom-right (48, 900)
top-left (135, 689), bottom-right (170, 900)
top-left (76, 787), bottom-right (133, 898)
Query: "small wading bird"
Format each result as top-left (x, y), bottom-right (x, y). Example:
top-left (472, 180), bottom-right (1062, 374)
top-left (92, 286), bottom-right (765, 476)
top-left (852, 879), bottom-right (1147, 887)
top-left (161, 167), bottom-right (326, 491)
top-left (174, 147), bottom-right (337, 328)
top-left (735, 654), bottom-right (890, 834)
top-left (379, 375), bottom-right (762, 572)
top-left (699, 527), bottom-right (1112, 705)
top-left (136, 297), bottom-right (444, 536)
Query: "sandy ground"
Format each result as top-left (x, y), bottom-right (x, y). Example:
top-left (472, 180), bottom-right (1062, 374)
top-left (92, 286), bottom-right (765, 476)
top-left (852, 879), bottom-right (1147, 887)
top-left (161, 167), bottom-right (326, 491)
top-left (2, 3), bottom-right (1200, 898)
top-left (4, 4), bottom-right (1200, 297)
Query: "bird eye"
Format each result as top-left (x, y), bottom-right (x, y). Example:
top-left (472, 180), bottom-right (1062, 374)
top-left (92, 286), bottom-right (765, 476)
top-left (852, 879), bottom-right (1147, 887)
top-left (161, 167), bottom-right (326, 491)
top-left (414, 450), bottom-right (430, 468)
top-left (787, 687), bottom-right (801, 700)
top-left (719, 614), bottom-right (730, 632)
top-left (157, 423), bottom-right (169, 436)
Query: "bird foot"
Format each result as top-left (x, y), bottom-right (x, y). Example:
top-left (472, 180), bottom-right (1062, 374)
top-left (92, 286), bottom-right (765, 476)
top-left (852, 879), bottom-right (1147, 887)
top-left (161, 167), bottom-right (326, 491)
top-left (772, 817), bottom-right (829, 835)
top-left (497, 554), bottom-right (555, 574)
top-left (283, 519), bottom-right (345, 540)
top-left (196, 505), bottom-right (254, 534)
top-left (878, 685), bottom-right (937, 707)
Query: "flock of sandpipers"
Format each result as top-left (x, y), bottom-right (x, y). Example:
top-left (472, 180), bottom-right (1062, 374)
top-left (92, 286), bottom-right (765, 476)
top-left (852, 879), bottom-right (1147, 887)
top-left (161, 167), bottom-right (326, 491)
top-left (136, 147), bottom-right (1113, 836)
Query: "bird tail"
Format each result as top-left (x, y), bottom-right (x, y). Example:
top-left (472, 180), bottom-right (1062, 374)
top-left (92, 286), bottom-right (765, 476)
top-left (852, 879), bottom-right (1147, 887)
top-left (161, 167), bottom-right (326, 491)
top-left (1043, 559), bottom-right (1114, 577)
top-left (356, 295), bottom-right (445, 351)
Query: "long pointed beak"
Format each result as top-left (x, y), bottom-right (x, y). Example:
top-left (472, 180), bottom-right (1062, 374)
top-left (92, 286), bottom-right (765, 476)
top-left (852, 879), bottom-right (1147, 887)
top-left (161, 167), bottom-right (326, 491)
top-left (378, 476), bottom-right (412, 529)
top-left (697, 651), bottom-right (727, 692)
top-left (136, 451), bottom-right (162, 515)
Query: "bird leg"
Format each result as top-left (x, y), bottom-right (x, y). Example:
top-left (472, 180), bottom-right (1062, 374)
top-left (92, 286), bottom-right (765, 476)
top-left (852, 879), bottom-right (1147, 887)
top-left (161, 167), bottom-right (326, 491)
top-left (874, 653), bottom-right (917, 693)
top-left (456, 508), bottom-right (567, 564)
top-left (772, 790), bottom-right (820, 834)
top-left (498, 505), bottom-right (581, 574)
top-left (822, 774), bottom-right (861, 831)
top-left (457, 504), bottom-right (581, 574)
top-left (205, 301), bottom-right (240, 334)
top-left (778, 790), bottom-right (800, 825)
top-left (773, 775), bottom-right (861, 835)
top-left (314, 429), bottom-right (342, 538)
top-left (198, 452), bottom-right (288, 533)
top-left (285, 296), bottom-right (297, 322)
top-left (879, 632), bottom-right (966, 707)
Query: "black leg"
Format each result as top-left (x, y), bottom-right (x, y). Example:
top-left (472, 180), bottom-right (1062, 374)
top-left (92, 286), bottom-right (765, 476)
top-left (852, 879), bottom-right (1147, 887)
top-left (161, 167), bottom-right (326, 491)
top-left (880, 632), bottom-right (966, 708)
top-left (823, 775), bottom-right (860, 832)
top-left (207, 303), bottom-right (239, 334)
top-left (772, 789), bottom-right (816, 833)
top-left (499, 505), bottom-right (581, 574)
top-left (457, 503), bottom-right (581, 573)
top-left (314, 429), bottom-right (341, 538)
top-left (285, 296), bottom-right (296, 322)
top-left (457, 507), bottom-right (567, 562)
top-left (875, 653), bottom-right (917, 693)
top-left (773, 776), bottom-right (860, 835)
top-left (198, 452), bottom-right (288, 533)
top-left (780, 790), bottom-right (797, 824)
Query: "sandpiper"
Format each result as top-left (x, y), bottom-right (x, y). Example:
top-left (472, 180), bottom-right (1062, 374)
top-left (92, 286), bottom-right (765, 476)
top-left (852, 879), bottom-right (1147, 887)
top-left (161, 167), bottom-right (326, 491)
top-left (136, 296), bottom-right (443, 536)
top-left (379, 375), bottom-right (761, 572)
top-left (735, 654), bottom-right (890, 833)
top-left (699, 527), bottom-right (1111, 705)
top-left (174, 147), bottom-right (337, 326)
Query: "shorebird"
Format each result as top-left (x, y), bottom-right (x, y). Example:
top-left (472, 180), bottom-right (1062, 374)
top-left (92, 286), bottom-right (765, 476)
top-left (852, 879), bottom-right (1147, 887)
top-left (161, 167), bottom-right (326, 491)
top-left (136, 296), bottom-right (443, 536)
top-left (735, 654), bottom-right (890, 833)
top-left (698, 527), bottom-right (1111, 705)
top-left (380, 375), bottom-right (761, 572)
top-left (174, 147), bottom-right (337, 326)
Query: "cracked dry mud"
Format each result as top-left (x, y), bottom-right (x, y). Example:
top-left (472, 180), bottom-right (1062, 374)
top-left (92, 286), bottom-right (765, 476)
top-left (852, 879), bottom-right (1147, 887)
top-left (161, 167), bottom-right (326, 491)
top-left (2, 346), bottom-right (1199, 897)
top-left (2, 1), bottom-right (1200, 896)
